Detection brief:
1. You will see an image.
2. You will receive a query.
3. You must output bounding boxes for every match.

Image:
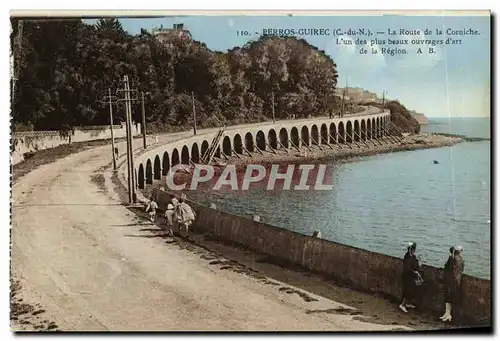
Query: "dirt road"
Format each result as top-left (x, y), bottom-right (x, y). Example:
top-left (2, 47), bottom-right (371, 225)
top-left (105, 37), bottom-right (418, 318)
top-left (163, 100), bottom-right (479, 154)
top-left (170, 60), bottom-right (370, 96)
top-left (10, 139), bottom-right (418, 332)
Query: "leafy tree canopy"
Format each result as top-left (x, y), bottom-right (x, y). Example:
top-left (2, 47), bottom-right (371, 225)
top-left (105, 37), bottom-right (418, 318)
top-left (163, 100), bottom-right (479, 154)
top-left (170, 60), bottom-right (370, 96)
top-left (10, 19), bottom-right (415, 133)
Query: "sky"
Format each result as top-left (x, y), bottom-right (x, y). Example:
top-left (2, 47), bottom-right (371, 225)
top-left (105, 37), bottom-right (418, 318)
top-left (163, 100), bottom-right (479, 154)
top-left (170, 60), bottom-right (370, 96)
top-left (91, 14), bottom-right (490, 118)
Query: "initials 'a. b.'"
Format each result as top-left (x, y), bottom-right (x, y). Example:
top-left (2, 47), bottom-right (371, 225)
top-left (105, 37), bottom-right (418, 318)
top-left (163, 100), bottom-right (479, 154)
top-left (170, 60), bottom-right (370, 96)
top-left (417, 47), bottom-right (436, 54)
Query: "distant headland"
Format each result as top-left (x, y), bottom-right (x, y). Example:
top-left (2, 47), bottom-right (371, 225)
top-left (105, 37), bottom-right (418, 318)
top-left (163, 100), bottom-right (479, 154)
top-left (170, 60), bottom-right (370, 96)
top-left (334, 87), bottom-right (429, 125)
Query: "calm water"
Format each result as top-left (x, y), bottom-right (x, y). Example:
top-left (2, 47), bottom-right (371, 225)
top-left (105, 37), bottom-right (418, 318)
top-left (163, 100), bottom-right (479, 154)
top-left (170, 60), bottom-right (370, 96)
top-left (191, 117), bottom-right (491, 279)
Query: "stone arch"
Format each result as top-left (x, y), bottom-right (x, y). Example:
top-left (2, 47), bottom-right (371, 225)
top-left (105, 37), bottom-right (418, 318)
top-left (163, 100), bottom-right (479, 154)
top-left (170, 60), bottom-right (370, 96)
top-left (329, 123), bottom-right (337, 143)
top-left (191, 143), bottom-right (200, 163)
top-left (354, 120), bottom-right (360, 142)
top-left (145, 159), bottom-right (153, 185)
top-left (290, 127), bottom-right (299, 147)
top-left (279, 128), bottom-right (289, 148)
top-left (162, 151), bottom-right (170, 176)
top-left (301, 126), bottom-right (310, 146)
top-left (338, 122), bottom-right (345, 143)
top-left (201, 140), bottom-right (209, 160)
top-left (222, 136), bottom-right (232, 156)
top-left (234, 134), bottom-right (243, 154)
top-left (171, 148), bottom-right (180, 166)
top-left (346, 121), bottom-right (353, 143)
top-left (311, 125), bottom-right (319, 145)
top-left (256, 131), bottom-right (266, 151)
top-left (367, 119), bottom-right (372, 139)
top-left (154, 155), bottom-right (161, 180)
top-left (268, 129), bottom-right (278, 149)
top-left (214, 146), bottom-right (221, 158)
top-left (245, 132), bottom-right (254, 152)
top-left (376, 117), bottom-right (380, 138)
top-left (361, 119), bottom-right (367, 140)
top-left (138, 164), bottom-right (145, 189)
top-left (181, 145), bottom-right (190, 165)
top-left (372, 118), bottom-right (376, 139)
top-left (320, 124), bottom-right (328, 144)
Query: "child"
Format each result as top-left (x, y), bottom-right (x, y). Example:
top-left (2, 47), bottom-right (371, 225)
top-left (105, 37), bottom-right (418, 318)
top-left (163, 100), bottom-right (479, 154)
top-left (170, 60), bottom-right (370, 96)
top-left (164, 203), bottom-right (175, 236)
top-left (145, 197), bottom-right (158, 223)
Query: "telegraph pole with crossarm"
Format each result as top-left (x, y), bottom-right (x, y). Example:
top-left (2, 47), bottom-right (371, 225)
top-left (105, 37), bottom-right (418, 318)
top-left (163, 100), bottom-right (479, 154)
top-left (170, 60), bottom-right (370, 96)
top-left (116, 75), bottom-right (139, 204)
top-left (100, 88), bottom-right (119, 170)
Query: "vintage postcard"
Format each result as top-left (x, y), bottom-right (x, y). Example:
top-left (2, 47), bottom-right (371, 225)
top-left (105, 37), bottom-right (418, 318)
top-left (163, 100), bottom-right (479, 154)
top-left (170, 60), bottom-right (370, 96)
top-left (10, 10), bottom-right (491, 332)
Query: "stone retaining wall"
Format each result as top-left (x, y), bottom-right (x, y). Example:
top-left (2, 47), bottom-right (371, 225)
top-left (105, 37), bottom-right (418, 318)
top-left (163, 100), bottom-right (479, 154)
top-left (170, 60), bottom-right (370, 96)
top-left (11, 123), bottom-right (142, 165)
top-left (152, 188), bottom-right (491, 326)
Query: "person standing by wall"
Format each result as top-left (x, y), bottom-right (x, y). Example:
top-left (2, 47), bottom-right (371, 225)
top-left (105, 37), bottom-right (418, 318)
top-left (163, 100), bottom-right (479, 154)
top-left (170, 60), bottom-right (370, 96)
top-left (312, 230), bottom-right (322, 239)
top-left (399, 242), bottom-right (422, 313)
top-left (440, 246), bottom-right (465, 323)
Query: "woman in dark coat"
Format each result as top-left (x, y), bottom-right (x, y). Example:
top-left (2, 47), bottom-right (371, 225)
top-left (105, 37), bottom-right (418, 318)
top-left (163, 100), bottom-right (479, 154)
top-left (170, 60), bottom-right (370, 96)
top-left (399, 242), bottom-right (422, 313)
top-left (440, 246), bottom-right (465, 322)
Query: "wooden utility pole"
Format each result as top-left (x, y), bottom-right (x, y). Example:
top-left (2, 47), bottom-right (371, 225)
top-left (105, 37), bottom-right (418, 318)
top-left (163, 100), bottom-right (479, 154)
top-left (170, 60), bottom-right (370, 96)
top-left (117, 75), bottom-right (139, 204)
top-left (271, 91), bottom-right (276, 123)
top-left (124, 77), bottom-right (134, 204)
top-left (341, 78), bottom-right (348, 118)
top-left (99, 89), bottom-right (119, 170)
top-left (192, 91), bottom-right (197, 135)
top-left (107, 88), bottom-right (117, 170)
top-left (141, 91), bottom-right (147, 149)
top-left (125, 76), bottom-right (136, 202)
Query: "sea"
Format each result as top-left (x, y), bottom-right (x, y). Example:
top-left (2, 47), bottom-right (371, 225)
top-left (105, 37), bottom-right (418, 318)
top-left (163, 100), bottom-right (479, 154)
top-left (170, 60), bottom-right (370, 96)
top-left (189, 117), bottom-right (491, 279)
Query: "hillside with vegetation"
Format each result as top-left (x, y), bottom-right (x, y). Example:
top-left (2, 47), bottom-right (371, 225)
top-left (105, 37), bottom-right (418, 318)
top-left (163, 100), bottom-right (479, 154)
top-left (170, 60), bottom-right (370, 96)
top-left (365, 100), bottom-right (421, 133)
top-left (10, 18), bottom-right (419, 134)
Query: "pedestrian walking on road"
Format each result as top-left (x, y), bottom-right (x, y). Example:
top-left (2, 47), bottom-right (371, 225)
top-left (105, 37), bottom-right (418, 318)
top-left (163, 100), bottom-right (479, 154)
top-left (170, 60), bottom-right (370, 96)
top-left (169, 195), bottom-right (180, 234)
top-left (176, 198), bottom-right (196, 236)
top-left (399, 242), bottom-right (423, 313)
top-left (145, 197), bottom-right (158, 223)
top-left (440, 246), bottom-right (465, 323)
top-left (164, 203), bottom-right (175, 236)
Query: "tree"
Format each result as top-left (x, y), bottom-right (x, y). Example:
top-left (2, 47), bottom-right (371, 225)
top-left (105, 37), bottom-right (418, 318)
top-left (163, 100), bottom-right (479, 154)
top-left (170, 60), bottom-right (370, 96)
top-left (12, 19), bottom-right (417, 134)
top-left (96, 18), bottom-right (125, 35)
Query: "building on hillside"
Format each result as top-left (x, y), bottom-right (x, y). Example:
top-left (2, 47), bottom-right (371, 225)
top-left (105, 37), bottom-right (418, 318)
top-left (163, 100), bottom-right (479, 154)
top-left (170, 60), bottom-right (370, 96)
top-left (153, 24), bottom-right (192, 43)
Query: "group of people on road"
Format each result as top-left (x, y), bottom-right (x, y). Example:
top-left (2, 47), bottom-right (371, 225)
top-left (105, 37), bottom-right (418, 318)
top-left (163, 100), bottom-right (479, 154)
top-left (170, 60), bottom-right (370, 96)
top-left (145, 193), bottom-right (196, 237)
top-left (399, 242), bottom-right (465, 323)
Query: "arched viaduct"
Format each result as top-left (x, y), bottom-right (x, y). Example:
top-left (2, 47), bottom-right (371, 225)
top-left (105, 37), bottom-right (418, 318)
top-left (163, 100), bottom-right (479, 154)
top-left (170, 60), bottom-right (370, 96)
top-left (134, 108), bottom-right (391, 190)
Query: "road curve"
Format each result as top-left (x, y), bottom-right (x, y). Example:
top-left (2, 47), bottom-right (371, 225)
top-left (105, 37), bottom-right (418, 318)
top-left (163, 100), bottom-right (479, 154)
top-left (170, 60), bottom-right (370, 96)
top-left (11, 122), bottom-right (408, 331)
